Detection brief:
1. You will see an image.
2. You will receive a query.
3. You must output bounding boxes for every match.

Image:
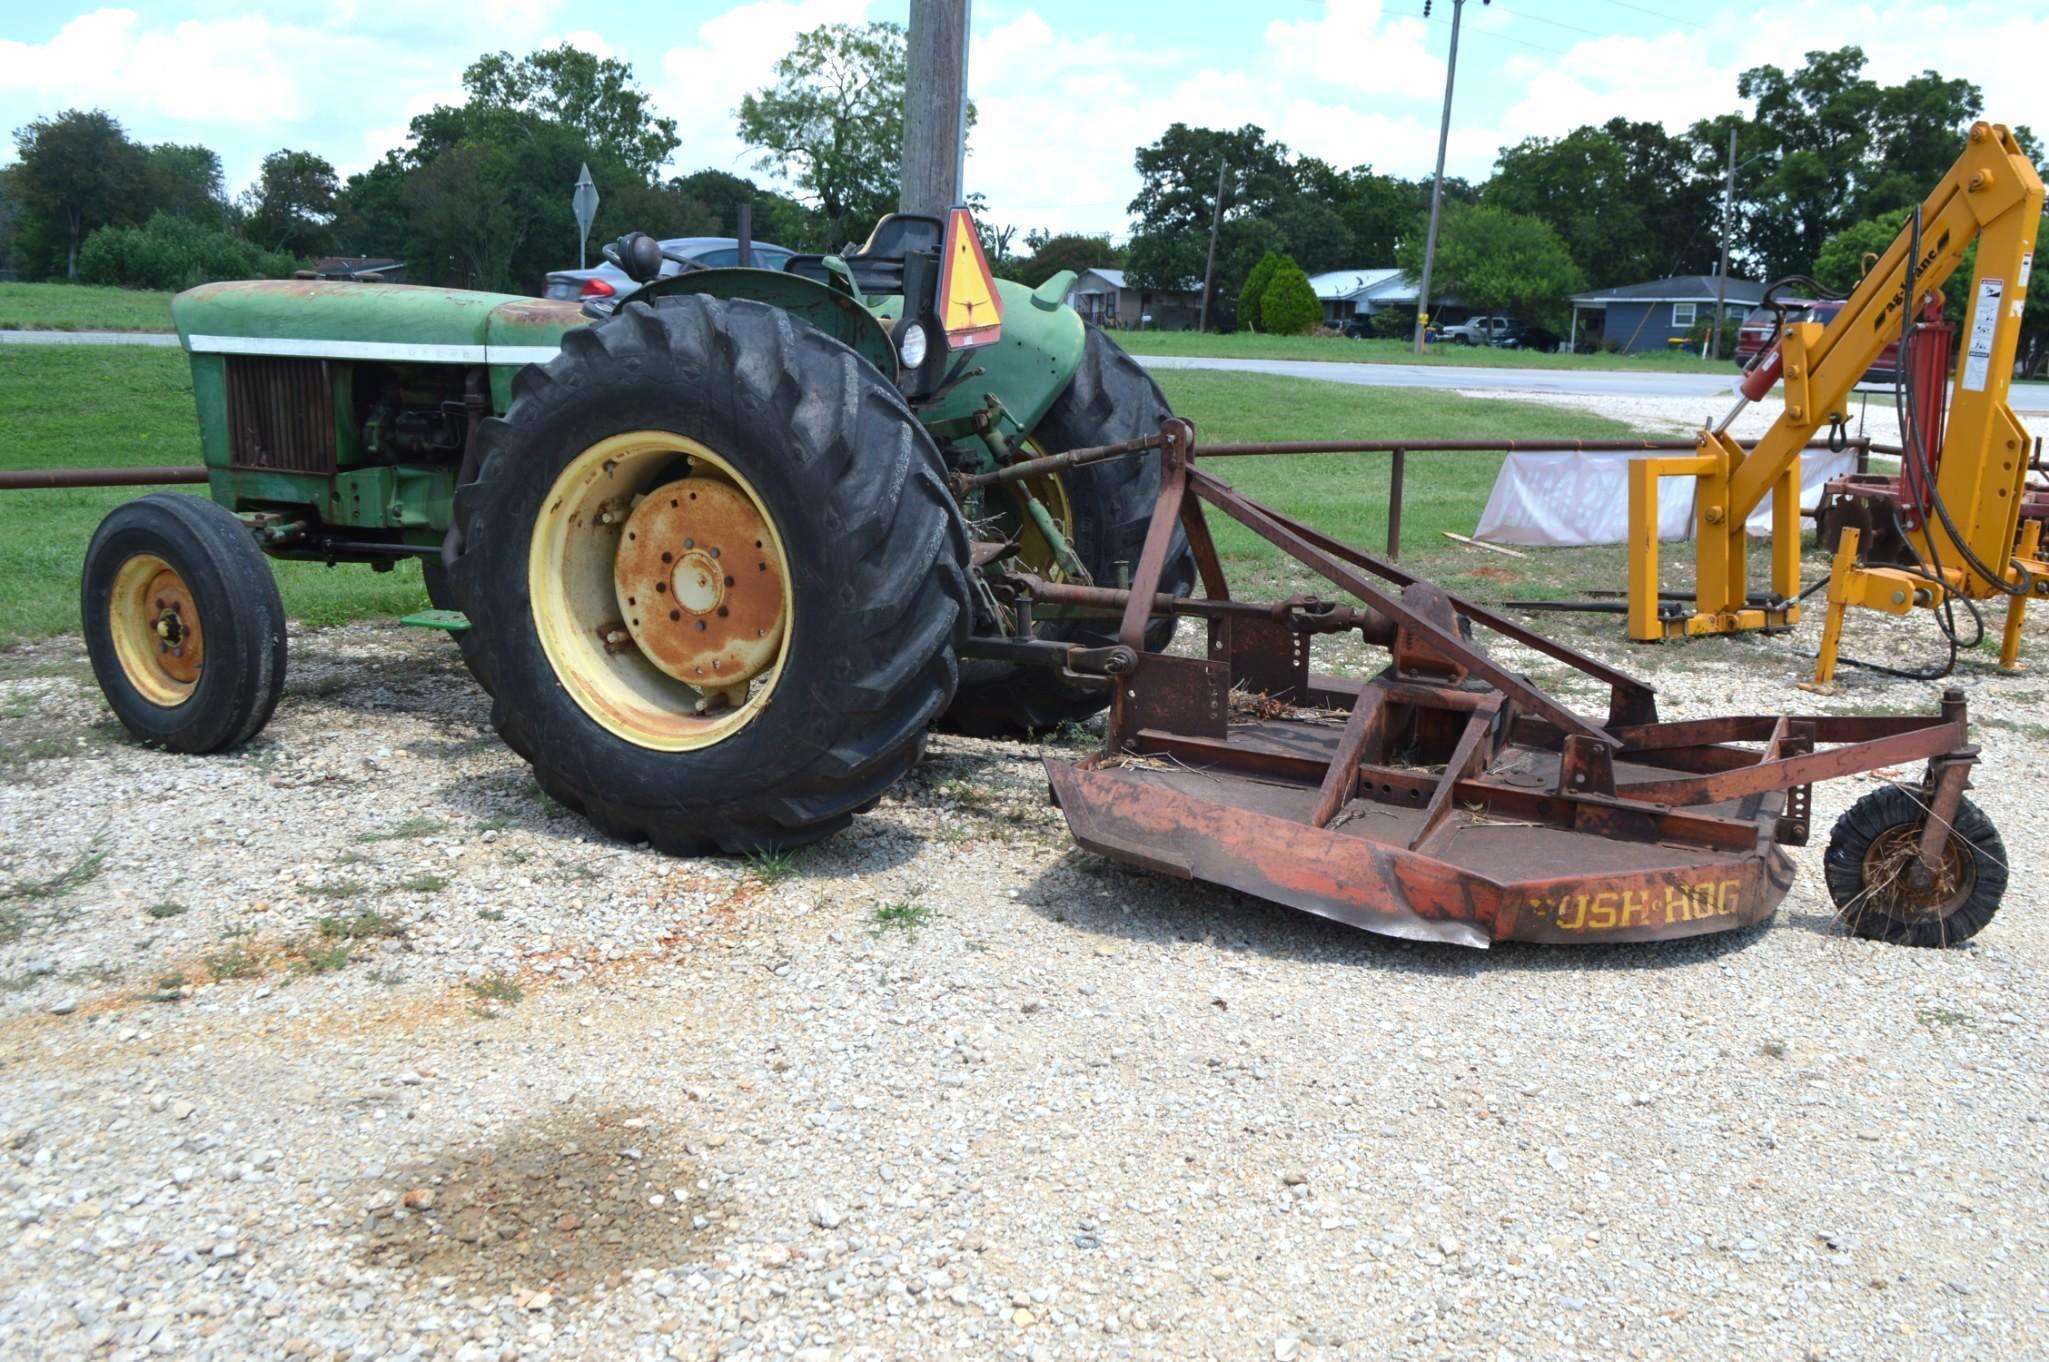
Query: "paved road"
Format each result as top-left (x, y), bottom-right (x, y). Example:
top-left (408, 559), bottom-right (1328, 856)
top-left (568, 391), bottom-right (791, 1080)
top-left (1137, 352), bottom-right (2049, 416)
top-left (6, 330), bottom-right (2045, 416)
top-left (0, 329), bottom-right (178, 347)
top-left (1136, 352), bottom-right (1752, 399)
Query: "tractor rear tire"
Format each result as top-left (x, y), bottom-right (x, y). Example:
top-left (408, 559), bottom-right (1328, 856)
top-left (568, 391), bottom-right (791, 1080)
top-left (81, 493), bottom-right (286, 754)
top-left (448, 295), bottom-right (970, 854)
top-left (1823, 783), bottom-right (2007, 946)
top-left (941, 326), bottom-right (1196, 737)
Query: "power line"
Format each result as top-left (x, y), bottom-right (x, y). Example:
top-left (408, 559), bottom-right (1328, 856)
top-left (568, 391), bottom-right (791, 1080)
top-left (1585, 0), bottom-right (1708, 33)
top-left (1422, 9), bottom-right (1571, 58)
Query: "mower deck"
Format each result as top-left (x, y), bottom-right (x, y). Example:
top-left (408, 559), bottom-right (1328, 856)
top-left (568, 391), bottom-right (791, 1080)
top-left (1001, 418), bottom-right (1980, 949)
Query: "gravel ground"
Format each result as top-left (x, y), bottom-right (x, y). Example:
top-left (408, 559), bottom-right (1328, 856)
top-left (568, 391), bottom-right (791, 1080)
top-left (2, 583), bottom-right (2046, 1361)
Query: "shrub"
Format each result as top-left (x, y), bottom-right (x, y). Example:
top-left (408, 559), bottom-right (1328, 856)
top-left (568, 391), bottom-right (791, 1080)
top-left (1237, 251), bottom-right (1281, 333)
top-left (1259, 257), bottom-right (1322, 336)
top-left (1369, 307), bottom-right (1413, 339)
top-left (79, 213), bottom-right (297, 291)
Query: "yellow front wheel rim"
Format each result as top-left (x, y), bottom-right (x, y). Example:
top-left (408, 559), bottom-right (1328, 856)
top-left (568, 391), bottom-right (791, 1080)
top-left (108, 553), bottom-right (202, 708)
top-left (528, 431), bottom-right (793, 751)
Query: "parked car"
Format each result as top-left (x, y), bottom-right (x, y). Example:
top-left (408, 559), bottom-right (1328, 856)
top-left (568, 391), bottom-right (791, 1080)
top-left (1488, 323), bottom-right (1561, 352)
top-left (1439, 315), bottom-right (1521, 345)
top-left (543, 236), bottom-right (796, 305)
top-left (1734, 300), bottom-right (1903, 382)
top-left (1340, 316), bottom-right (1374, 339)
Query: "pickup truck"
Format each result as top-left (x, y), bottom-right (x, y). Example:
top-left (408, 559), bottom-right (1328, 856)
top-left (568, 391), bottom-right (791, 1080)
top-left (1439, 315), bottom-right (1520, 345)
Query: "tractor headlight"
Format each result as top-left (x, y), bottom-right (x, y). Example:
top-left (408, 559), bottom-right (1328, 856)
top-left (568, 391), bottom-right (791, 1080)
top-left (898, 323), bottom-right (928, 369)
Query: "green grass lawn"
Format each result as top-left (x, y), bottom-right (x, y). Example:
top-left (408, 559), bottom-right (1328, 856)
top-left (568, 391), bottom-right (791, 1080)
top-left (0, 341), bottom-right (1678, 646)
top-left (0, 282), bottom-right (177, 332)
top-left (0, 346), bottom-right (427, 644)
top-left (1152, 369), bottom-right (1661, 603)
top-left (1118, 328), bottom-right (1732, 374)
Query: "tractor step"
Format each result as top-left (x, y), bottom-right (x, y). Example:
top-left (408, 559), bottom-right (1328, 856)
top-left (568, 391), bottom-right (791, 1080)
top-left (401, 609), bottom-right (470, 633)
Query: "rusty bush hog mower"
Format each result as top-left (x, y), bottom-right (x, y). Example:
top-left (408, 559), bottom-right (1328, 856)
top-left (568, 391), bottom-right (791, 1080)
top-left (10, 211), bottom-right (2008, 950)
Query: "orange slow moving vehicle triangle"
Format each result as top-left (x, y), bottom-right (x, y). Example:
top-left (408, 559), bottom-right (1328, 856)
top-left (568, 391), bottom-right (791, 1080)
top-left (938, 206), bottom-right (1004, 348)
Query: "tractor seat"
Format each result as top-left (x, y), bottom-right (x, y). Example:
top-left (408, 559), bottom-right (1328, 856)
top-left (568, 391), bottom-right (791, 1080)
top-left (785, 214), bottom-right (944, 299)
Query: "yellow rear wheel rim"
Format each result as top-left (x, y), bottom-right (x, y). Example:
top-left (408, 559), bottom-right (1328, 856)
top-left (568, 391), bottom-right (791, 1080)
top-left (528, 431), bottom-right (792, 752)
top-left (108, 553), bottom-right (202, 708)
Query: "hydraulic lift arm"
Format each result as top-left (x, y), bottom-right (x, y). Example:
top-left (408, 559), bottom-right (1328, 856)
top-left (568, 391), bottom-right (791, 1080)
top-left (1626, 121), bottom-right (2044, 668)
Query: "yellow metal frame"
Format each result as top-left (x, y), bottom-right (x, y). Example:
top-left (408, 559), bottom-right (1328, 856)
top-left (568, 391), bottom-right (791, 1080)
top-left (1624, 122), bottom-right (2045, 668)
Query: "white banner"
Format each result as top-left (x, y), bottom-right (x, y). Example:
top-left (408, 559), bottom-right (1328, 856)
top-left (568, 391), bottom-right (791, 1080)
top-left (1473, 447), bottom-right (1858, 547)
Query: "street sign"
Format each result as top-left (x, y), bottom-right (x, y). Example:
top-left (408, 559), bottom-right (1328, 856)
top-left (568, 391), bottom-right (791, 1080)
top-left (572, 163), bottom-right (600, 270)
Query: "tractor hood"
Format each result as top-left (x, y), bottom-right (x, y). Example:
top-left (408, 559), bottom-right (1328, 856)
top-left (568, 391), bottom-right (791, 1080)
top-left (173, 281), bottom-right (590, 408)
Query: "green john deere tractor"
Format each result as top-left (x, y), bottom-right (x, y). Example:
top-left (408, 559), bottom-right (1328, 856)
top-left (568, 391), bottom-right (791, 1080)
top-left (80, 212), bottom-right (1192, 852)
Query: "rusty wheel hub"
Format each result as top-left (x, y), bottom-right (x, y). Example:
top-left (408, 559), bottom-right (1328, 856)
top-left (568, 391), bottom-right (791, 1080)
top-left (1860, 823), bottom-right (1973, 922)
top-left (145, 568), bottom-right (204, 684)
top-left (613, 478), bottom-right (786, 695)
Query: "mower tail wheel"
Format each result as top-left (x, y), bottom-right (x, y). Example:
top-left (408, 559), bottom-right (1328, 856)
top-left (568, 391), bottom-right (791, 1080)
top-left (1823, 783), bottom-right (2007, 947)
top-left (81, 493), bottom-right (286, 754)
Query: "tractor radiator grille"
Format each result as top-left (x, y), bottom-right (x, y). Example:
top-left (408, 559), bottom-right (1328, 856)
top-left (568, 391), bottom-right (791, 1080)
top-left (224, 356), bottom-right (336, 475)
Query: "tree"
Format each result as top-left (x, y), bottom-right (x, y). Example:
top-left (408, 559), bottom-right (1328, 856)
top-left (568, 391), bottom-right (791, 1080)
top-left (1487, 119), bottom-right (1714, 288)
top-left (739, 22), bottom-right (909, 248)
top-left (1396, 203), bottom-right (1582, 323)
top-left (332, 45), bottom-right (691, 289)
top-left (141, 144), bottom-right (228, 229)
top-left (1707, 47), bottom-right (1984, 281)
top-left (662, 169), bottom-right (815, 248)
top-left (1816, 205), bottom-right (2049, 375)
top-left (1124, 123), bottom-right (1297, 307)
top-left (10, 109), bottom-right (143, 278)
top-left (1238, 251), bottom-right (1281, 332)
top-left (241, 149), bottom-right (339, 257)
top-left (1259, 256), bottom-right (1320, 335)
top-left (1010, 234), bottom-right (1120, 289)
top-left (462, 46), bottom-right (679, 181)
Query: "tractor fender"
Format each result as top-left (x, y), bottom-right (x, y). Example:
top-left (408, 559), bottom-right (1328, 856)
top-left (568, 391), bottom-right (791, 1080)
top-left (636, 267), bottom-right (900, 378)
top-left (915, 273), bottom-right (1089, 441)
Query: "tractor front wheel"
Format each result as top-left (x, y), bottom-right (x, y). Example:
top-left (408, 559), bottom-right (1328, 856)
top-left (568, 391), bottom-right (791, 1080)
top-left (1823, 783), bottom-right (2007, 946)
top-left (448, 296), bottom-right (969, 854)
top-left (81, 493), bottom-right (287, 754)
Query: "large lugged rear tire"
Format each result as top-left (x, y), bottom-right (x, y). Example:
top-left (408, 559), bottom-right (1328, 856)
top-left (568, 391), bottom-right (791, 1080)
top-left (448, 296), bottom-right (970, 854)
top-left (1823, 784), bottom-right (2007, 947)
top-left (81, 493), bottom-right (286, 754)
top-left (942, 326), bottom-right (1196, 736)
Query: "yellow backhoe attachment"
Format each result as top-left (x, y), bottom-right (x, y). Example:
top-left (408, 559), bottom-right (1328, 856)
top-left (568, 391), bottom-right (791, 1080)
top-left (1623, 122), bottom-right (2046, 682)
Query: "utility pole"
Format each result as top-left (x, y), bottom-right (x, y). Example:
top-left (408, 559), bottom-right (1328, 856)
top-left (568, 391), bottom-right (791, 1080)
top-left (901, 0), bottom-right (970, 217)
top-left (1712, 126), bottom-right (1737, 361)
top-left (1412, 0), bottom-right (1486, 354)
top-left (1197, 159), bottom-right (1227, 333)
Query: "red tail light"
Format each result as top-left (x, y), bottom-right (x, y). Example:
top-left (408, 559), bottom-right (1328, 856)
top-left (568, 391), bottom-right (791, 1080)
top-left (579, 277), bottom-right (615, 298)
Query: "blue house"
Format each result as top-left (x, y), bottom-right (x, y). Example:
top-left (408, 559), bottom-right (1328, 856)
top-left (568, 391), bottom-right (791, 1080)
top-left (1567, 275), bottom-right (1767, 354)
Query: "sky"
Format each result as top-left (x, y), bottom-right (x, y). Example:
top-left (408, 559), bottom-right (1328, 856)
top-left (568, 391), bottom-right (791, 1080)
top-left (2, 0), bottom-right (2046, 243)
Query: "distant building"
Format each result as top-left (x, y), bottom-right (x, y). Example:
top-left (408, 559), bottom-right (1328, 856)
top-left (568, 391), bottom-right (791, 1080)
top-left (1567, 275), bottom-right (1766, 354)
top-left (1308, 268), bottom-right (1464, 327)
top-left (310, 256), bottom-right (407, 284)
top-left (1064, 268), bottom-right (1203, 330)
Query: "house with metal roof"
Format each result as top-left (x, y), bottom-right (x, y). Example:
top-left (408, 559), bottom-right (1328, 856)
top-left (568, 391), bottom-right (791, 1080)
top-left (1308, 268), bottom-right (1459, 327)
top-left (1567, 274), bottom-right (1767, 354)
top-left (1063, 268), bottom-right (1203, 330)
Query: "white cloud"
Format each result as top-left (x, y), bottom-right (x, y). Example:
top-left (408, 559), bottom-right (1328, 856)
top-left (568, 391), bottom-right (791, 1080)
top-left (654, 0), bottom-right (872, 180)
top-left (0, 9), bottom-right (306, 125)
